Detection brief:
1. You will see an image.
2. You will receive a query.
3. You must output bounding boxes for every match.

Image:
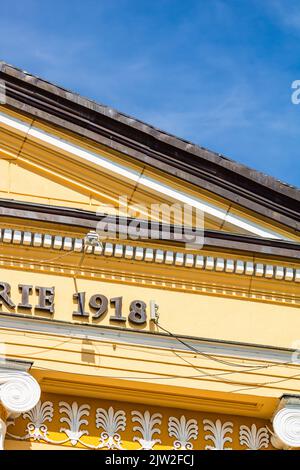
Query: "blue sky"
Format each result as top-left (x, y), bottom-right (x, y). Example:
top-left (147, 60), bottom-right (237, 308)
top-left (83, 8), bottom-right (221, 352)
top-left (1, 0), bottom-right (300, 187)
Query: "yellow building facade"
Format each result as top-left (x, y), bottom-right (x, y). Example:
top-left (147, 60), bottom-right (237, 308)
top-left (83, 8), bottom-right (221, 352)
top-left (0, 62), bottom-right (299, 450)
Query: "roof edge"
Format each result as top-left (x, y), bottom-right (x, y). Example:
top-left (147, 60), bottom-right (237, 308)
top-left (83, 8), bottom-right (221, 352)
top-left (0, 61), bottom-right (300, 233)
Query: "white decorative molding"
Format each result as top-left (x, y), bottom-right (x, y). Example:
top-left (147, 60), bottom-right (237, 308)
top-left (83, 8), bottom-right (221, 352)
top-left (168, 415), bottom-right (198, 450)
top-left (0, 369), bottom-right (41, 416)
top-left (272, 396), bottom-right (300, 448)
top-left (4, 396), bottom-right (275, 450)
top-left (95, 406), bottom-right (126, 449)
top-left (269, 433), bottom-right (290, 450)
top-left (239, 424), bottom-right (269, 450)
top-left (203, 419), bottom-right (233, 450)
top-left (0, 228), bottom-right (299, 282)
top-left (59, 401), bottom-right (90, 445)
top-left (131, 410), bottom-right (162, 450)
top-left (23, 401), bottom-right (54, 441)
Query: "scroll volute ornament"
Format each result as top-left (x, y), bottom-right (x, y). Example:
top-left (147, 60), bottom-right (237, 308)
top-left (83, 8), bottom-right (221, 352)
top-left (0, 371), bottom-right (41, 416)
top-left (272, 396), bottom-right (300, 449)
top-left (0, 369), bottom-right (41, 450)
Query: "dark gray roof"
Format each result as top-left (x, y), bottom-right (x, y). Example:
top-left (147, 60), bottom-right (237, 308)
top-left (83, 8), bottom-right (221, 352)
top-left (0, 60), bottom-right (299, 232)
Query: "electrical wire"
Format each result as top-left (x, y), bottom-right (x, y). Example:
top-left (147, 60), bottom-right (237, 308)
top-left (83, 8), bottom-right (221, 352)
top-left (38, 247), bottom-right (80, 264)
top-left (5, 233), bottom-right (298, 389)
top-left (74, 249), bottom-right (88, 277)
top-left (31, 363), bottom-right (300, 389)
top-left (231, 371), bottom-right (300, 393)
top-left (154, 321), bottom-right (300, 388)
top-left (7, 326), bottom-right (292, 385)
top-left (172, 349), bottom-right (274, 383)
top-left (28, 363), bottom-right (252, 381)
top-left (39, 251), bottom-right (76, 264)
top-left (18, 328), bottom-right (298, 388)
top-left (3, 316), bottom-right (297, 387)
top-left (7, 337), bottom-right (74, 357)
top-left (15, 234), bottom-right (293, 380)
top-left (171, 349), bottom-right (299, 387)
top-left (7, 326), bottom-right (299, 388)
top-left (33, 238), bottom-right (98, 266)
top-left (156, 321), bottom-right (275, 369)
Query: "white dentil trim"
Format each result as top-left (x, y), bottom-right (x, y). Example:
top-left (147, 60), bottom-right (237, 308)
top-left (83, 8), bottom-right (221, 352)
top-left (1, 228), bottom-right (299, 282)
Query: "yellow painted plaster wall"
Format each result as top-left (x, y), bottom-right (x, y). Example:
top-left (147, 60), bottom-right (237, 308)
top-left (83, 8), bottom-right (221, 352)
top-left (0, 267), bottom-right (299, 348)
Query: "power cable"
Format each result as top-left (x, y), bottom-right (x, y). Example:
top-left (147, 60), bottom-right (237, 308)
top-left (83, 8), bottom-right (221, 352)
top-left (156, 321), bottom-right (274, 369)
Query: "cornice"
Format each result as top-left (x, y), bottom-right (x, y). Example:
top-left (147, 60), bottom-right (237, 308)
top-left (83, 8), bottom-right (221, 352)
top-left (38, 375), bottom-right (269, 417)
top-left (1, 198), bottom-right (300, 259)
top-left (1, 227), bottom-right (300, 283)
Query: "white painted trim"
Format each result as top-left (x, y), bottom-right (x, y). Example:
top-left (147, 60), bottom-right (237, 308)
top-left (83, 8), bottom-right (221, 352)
top-left (0, 111), bottom-right (289, 240)
top-left (0, 228), bottom-right (299, 282)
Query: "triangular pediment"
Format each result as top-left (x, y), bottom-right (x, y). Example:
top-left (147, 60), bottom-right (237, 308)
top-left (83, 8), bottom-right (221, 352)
top-left (0, 106), bottom-right (298, 242)
top-left (0, 62), bottom-right (299, 244)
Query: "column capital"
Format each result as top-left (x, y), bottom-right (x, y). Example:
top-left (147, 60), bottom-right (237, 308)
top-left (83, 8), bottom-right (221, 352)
top-left (0, 368), bottom-right (41, 416)
top-left (0, 359), bottom-right (40, 450)
top-left (272, 395), bottom-right (300, 449)
top-left (0, 359), bottom-right (41, 417)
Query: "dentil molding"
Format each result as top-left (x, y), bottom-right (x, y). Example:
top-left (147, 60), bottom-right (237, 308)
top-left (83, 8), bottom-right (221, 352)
top-left (1, 228), bottom-right (300, 282)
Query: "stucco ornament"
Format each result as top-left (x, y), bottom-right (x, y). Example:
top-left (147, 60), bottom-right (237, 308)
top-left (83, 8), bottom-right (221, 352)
top-left (0, 368), bottom-right (41, 449)
top-left (96, 406), bottom-right (126, 449)
top-left (168, 415), bottom-right (198, 450)
top-left (0, 371), bottom-right (40, 416)
top-left (203, 419), bottom-right (233, 450)
top-left (131, 410), bottom-right (162, 450)
top-left (239, 424), bottom-right (269, 450)
top-left (23, 401), bottom-right (54, 440)
top-left (272, 405), bottom-right (300, 448)
top-left (59, 401), bottom-right (90, 445)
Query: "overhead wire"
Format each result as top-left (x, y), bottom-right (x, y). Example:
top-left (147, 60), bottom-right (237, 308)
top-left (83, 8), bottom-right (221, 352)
top-left (155, 321), bottom-right (300, 388)
top-left (15, 325), bottom-right (299, 388)
top-left (38, 248), bottom-right (79, 264)
top-left (30, 362), bottom-right (300, 389)
top-left (9, 233), bottom-right (300, 390)
top-left (156, 321), bottom-right (276, 369)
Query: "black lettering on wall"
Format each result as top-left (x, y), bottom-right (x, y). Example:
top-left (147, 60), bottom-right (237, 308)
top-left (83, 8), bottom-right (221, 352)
top-left (0, 282), bottom-right (15, 309)
top-left (35, 286), bottom-right (55, 313)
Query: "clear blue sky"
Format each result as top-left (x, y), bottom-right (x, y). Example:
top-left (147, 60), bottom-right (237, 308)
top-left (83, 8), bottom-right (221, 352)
top-left (1, 0), bottom-right (300, 187)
